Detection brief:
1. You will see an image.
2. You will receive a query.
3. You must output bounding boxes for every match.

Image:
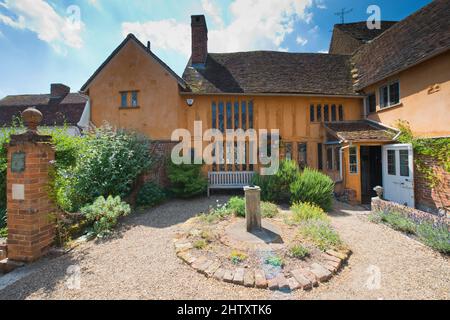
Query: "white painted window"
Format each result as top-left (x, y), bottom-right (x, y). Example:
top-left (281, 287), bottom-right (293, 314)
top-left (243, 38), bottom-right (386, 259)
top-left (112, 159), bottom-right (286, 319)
top-left (380, 81), bottom-right (400, 108)
top-left (349, 146), bottom-right (358, 174)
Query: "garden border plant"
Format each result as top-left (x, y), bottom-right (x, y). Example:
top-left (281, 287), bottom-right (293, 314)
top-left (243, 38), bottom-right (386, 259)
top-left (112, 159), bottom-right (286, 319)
top-left (369, 210), bottom-right (450, 254)
top-left (173, 196), bottom-right (351, 291)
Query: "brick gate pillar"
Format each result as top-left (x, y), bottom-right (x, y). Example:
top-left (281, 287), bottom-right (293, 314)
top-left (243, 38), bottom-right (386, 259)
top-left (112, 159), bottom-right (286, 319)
top-left (6, 107), bottom-right (56, 262)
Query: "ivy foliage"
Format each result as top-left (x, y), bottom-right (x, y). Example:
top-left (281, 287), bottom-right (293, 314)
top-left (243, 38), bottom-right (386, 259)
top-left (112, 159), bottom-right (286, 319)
top-left (397, 121), bottom-right (450, 188)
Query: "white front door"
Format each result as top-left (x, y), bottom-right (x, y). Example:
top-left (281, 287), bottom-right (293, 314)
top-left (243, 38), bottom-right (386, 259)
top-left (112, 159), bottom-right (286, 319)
top-left (382, 144), bottom-right (415, 207)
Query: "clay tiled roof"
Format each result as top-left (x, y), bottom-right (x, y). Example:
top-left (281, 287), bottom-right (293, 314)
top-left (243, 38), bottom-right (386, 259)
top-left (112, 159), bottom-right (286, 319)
top-left (352, 0), bottom-right (450, 90)
top-left (182, 52), bottom-right (358, 96)
top-left (324, 121), bottom-right (396, 142)
top-left (0, 93), bottom-right (88, 127)
top-left (335, 21), bottom-right (397, 43)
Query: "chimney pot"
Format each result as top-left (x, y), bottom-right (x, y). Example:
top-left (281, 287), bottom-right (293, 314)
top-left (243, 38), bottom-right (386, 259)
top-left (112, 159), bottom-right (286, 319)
top-left (191, 15), bottom-right (208, 66)
top-left (50, 83), bottom-right (70, 99)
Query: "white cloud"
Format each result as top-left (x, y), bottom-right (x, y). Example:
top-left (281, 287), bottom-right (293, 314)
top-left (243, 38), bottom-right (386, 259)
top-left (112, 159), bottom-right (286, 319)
top-left (309, 25), bottom-right (319, 34)
top-left (315, 0), bottom-right (327, 10)
top-left (201, 0), bottom-right (224, 28)
top-left (88, 0), bottom-right (101, 8)
top-left (122, 19), bottom-right (191, 56)
top-left (122, 0), bottom-right (314, 57)
top-left (0, 0), bottom-right (84, 52)
top-left (318, 49), bottom-right (328, 53)
top-left (296, 35), bottom-right (308, 46)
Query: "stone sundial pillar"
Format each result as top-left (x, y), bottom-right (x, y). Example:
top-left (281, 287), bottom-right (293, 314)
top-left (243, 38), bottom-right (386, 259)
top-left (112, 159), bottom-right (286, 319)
top-left (244, 186), bottom-right (262, 232)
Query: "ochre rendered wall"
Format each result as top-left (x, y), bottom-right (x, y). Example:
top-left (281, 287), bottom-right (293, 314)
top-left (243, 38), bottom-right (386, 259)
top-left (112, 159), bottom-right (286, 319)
top-left (87, 40), bottom-right (183, 140)
top-left (180, 94), bottom-right (363, 172)
top-left (366, 51), bottom-right (450, 138)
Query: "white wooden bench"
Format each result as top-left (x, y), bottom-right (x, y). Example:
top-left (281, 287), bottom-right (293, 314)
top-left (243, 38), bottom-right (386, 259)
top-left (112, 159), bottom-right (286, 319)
top-left (207, 171), bottom-right (255, 197)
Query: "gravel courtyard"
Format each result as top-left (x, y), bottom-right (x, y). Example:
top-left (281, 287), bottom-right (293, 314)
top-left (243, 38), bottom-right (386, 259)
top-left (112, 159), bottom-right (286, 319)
top-left (0, 197), bottom-right (448, 300)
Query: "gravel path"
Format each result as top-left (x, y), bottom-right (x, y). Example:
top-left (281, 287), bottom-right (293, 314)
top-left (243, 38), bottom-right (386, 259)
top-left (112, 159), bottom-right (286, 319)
top-left (0, 198), bottom-right (448, 300)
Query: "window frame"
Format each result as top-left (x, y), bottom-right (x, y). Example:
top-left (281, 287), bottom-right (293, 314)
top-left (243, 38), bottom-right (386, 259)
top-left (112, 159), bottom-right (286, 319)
top-left (387, 150), bottom-right (396, 175)
top-left (120, 92), bottom-right (128, 108)
top-left (326, 147), bottom-right (333, 170)
top-left (349, 146), bottom-right (358, 174)
top-left (131, 91), bottom-right (139, 107)
top-left (379, 80), bottom-right (400, 109)
top-left (366, 93), bottom-right (376, 113)
top-left (298, 142), bottom-right (307, 169)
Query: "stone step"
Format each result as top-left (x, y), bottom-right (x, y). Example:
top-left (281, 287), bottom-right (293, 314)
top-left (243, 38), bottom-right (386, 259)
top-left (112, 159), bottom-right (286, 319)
top-left (233, 268), bottom-right (245, 285)
top-left (326, 249), bottom-right (347, 261)
top-left (310, 263), bottom-right (332, 282)
top-left (290, 269), bottom-right (313, 290)
top-left (243, 270), bottom-right (255, 288)
top-left (254, 269), bottom-right (267, 289)
top-left (276, 274), bottom-right (290, 291)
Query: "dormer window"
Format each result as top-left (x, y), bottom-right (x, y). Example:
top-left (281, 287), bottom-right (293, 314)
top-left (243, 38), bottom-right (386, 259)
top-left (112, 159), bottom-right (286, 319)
top-left (380, 81), bottom-right (400, 108)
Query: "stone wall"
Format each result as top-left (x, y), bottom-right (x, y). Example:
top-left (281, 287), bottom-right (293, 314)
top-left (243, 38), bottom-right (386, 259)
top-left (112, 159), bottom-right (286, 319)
top-left (414, 153), bottom-right (450, 215)
top-left (371, 197), bottom-right (449, 227)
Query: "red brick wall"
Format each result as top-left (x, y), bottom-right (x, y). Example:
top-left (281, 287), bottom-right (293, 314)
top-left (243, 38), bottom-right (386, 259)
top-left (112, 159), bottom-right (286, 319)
top-left (191, 15), bottom-right (208, 65)
top-left (128, 140), bottom-right (177, 205)
top-left (414, 153), bottom-right (450, 215)
top-left (7, 141), bottom-right (57, 262)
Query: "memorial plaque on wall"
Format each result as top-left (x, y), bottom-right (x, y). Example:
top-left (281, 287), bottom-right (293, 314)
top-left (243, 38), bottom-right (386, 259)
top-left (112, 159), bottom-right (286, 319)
top-left (11, 151), bottom-right (26, 173)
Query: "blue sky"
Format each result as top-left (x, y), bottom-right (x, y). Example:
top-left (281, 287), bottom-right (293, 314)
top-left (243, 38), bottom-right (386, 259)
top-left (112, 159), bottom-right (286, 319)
top-left (0, 0), bottom-right (432, 97)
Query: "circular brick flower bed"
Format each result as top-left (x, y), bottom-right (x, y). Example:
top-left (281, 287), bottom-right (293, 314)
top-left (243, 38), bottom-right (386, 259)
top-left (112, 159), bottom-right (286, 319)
top-left (174, 215), bottom-right (351, 292)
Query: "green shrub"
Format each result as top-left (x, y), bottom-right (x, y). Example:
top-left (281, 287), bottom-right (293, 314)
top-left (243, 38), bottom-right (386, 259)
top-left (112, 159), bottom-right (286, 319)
top-left (230, 250), bottom-right (248, 264)
top-left (136, 182), bottom-right (166, 207)
top-left (265, 255), bottom-right (284, 267)
top-left (290, 168), bottom-right (334, 211)
top-left (200, 202), bottom-right (232, 223)
top-left (261, 202), bottom-right (278, 218)
top-left (167, 162), bottom-right (207, 198)
top-left (81, 195), bottom-right (131, 237)
top-left (252, 160), bottom-right (300, 203)
top-left (290, 202), bottom-right (328, 223)
top-left (226, 197), bottom-right (278, 218)
top-left (0, 207), bottom-right (6, 230)
top-left (0, 125), bottom-right (22, 212)
top-left (193, 239), bottom-right (208, 249)
top-left (45, 127), bottom-right (85, 170)
top-left (289, 244), bottom-right (310, 259)
top-left (71, 127), bottom-right (153, 210)
top-left (380, 211), bottom-right (416, 234)
top-left (227, 196), bottom-right (246, 217)
top-left (0, 207), bottom-right (6, 237)
top-left (252, 174), bottom-right (280, 202)
top-left (416, 222), bottom-right (450, 254)
top-left (299, 220), bottom-right (342, 251)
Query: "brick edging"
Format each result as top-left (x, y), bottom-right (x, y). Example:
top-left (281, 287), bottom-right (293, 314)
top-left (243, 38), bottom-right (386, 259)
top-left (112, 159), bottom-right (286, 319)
top-left (173, 237), bottom-right (352, 292)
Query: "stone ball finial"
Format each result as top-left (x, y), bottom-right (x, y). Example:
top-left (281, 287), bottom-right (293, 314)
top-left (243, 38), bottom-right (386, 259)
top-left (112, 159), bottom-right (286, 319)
top-left (22, 107), bottom-right (43, 132)
top-left (373, 186), bottom-right (384, 199)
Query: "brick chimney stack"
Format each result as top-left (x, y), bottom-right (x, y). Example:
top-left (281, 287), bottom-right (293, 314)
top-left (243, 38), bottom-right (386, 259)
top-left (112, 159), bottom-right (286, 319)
top-left (191, 15), bottom-right (208, 66)
top-left (50, 83), bottom-right (70, 98)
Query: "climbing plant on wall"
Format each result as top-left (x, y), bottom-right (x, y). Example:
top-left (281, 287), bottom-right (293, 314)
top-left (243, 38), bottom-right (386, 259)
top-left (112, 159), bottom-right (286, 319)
top-left (396, 120), bottom-right (450, 188)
